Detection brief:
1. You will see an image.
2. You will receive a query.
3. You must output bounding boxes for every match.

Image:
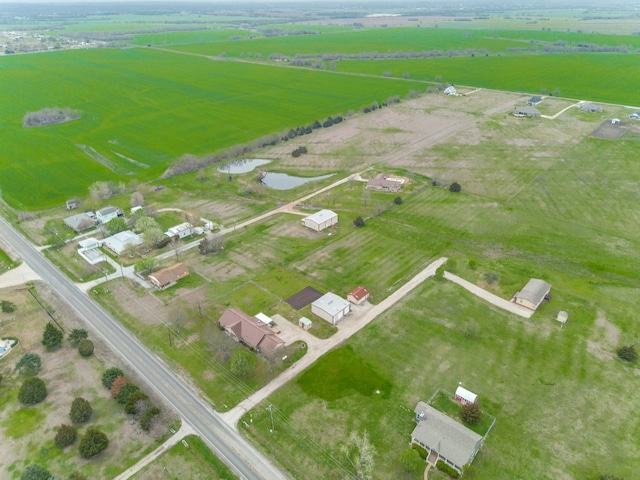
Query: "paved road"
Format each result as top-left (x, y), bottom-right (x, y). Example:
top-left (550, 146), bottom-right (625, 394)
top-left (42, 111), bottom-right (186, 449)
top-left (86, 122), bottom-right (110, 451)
top-left (0, 216), bottom-right (287, 480)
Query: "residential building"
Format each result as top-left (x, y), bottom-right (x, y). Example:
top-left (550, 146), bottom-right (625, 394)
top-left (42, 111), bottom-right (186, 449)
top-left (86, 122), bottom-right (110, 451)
top-left (301, 210), bottom-right (338, 232)
top-left (102, 230), bottom-right (142, 256)
top-left (528, 96), bottom-right (542, 106)
top-left (311, 292), bottom-right (350, 325)
top-left (165, 222), bottom-right (193, 239)
top-left (64, 213), bottom-right (96, 233)
top-left (513, 278), bottom-right (551, 311)
top-left (148, 263), bottom-right (190, 290)
top-left (514, 106), bottom-right (540, 117)
top-left (366, 174), bottom-right (403, 193)
top-left (218, 308), bottom-right (284, 353)
top-left (444, 86), bottom-right (457, 96)
top-left (96, 206), bottom-right (121, 224)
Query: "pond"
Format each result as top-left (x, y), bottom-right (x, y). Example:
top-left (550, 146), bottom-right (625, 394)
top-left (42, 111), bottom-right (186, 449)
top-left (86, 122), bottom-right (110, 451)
top-left (260, 172), bottom-right (335, 190)
top-left (217, 158), bottom-right (271, 174)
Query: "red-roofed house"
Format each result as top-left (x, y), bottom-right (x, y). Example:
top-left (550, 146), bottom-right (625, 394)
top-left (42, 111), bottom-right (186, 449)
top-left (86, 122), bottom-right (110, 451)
top-left (219, 308), bottom-right (285, 353)
top-left (347, 286), bottom-right (370, 305)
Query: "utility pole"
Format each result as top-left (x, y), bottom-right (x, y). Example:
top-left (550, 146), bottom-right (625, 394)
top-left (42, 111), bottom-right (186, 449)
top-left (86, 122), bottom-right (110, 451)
top-left (267, 404), bottom-right (274, 433)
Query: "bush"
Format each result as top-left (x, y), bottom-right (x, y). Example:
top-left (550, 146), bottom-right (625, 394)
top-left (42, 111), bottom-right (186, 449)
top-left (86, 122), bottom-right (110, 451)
top-left (102, 367), bottom-right (124, 389)
top-left (353, 216), bottom-right (365, 228)
top-left (460, 402), bottom-right (482, 424)
top-left (110, 376), bottom-right (131, 398)
top-left (140, 406), bottom-right (161, 431)
top-left (78, 339), bottom-right (94, 357)
top-left (68, 328), bottom-right (88, 345)
top-left (125, 392), bottom-right (149, 414)
top-left (42, 322), bottom-right (63, 350)
top-left (70, 397), bottom-right (93, 424)
top-left (449, 182), bottom-right (461, 193)
top-left (616, 345), bottom-right (637, 363)
top-left (54, 424), bottom-right (77, 448)
top-left (399, 448), bottom-right (424, 472)
top-left (79, 427), bottom-right (109, 458)
top-left (15, 353), bottom-right (42, 375)
top-left (18, 377), bottom-right (47, 405)
top-left (117, 383), bottom-right (140, 405)
top-left (394, 196), bottom-right (403, 205)
top-left (68, 472), bottom-right (88, 480)
top-left (230, 349), bottom-right (256, 376)
top-left (436, 459), bottom-right (460, 478)
top-left (1, 300), bottom-right (16, 313)
top-left (411, 443), bottom-right (428, 459)
top-left (20, 464), bottom-right (51, 480)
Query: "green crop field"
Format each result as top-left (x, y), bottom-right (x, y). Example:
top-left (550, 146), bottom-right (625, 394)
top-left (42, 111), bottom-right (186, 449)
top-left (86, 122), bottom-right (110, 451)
top-left (0, 48), bottom-right (424, 210)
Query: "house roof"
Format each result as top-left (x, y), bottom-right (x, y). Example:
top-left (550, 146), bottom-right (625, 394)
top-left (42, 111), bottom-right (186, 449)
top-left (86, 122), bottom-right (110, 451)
top-left (64, 213), bottom-right (96, 232)
top-left (219, 308), bottom-right (284, 353)
top-left (367, 174), bottom-right (402, 190)
top-left (304, 209), bottom-right (337, 224)
top-left (312, 292), bottom-right (350, 316)
top-left (515, 106), bottom-right (540, 116)
top-left (78, 238), bottom-right (100, 250)
top-left (455, 386), bottom-right (477, 404)
top-left (516, 278), bottom-right (551, 306)
top-left (103, 230), bottom-right (142, 254)
top-left (149, 263), bottom-right (189, 287)
top-left (165, 222), bottom-right (192, 237)
top-left (412, 401), bottom-right (482, 469)
top-left (97, 206), bottom-right (118, 216)
top-left (529, 96), bottom-right (542, 102)
top-left (348, 286), bottom-right (370, 301)
top-left (299, 317), bottom-right (312, 327)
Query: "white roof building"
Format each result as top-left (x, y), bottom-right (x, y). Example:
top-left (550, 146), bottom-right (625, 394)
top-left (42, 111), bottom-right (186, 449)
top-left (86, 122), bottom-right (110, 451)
top-left (455, 386), bottom-right (478, 405)
top-left (254, 312), bottom-right (273, 325)
top-left (301, 209), bottom-right (338, 232)
top-left (103, 230), bottom-right (142, 256)
top-left (165, 222), bottom-right (193, 239)
top-left (311, 292), bottom-right (350, 325)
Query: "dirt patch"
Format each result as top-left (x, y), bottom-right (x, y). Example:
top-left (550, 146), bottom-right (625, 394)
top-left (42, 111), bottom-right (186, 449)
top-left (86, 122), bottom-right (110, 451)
top-left (286, 286), bottom-right (323, 310)
top-left (590, 120), bottom-right (629, 139)
top-left (110, 281), bottom-right (171, 327)
top-left (586, 309), bottom-right (620, 360)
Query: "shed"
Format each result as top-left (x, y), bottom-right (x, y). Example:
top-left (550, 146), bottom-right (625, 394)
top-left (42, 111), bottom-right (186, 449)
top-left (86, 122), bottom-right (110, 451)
top-left (78, 238), bottom-right (101, 250)
top-left (347, 286), bottom-right (370, 305)
top-left (299, 317), bottom-right (312, 330)
top-left (311, 292), bottom-right (350, 325)
top-left (557, 311), bottom-right (568, 324)
top-left (148, 263), bottom-right (189, 290)
top-left (454, 386), bottom-right (478, 405)
top-left (301, 209), bottom-right (338, 232)
top-left (513, 278), bottom-right (551, 311)
top-left (528, 96), bottom-right (542, 106)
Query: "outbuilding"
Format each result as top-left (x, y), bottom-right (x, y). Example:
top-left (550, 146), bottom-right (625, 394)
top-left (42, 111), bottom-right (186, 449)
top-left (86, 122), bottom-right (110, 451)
top-left (301, 209), bottom-right (338, 232)
top-left (299, 317), bottom-right (312, 330)
top-left (454, 386), bottom-right (478, 405)
top-left (311, 292), bottom-right (350, 325)
top-left (347, 286), bottom-right (370, 305)
top-left (513, 278), bottom-right (551, 311)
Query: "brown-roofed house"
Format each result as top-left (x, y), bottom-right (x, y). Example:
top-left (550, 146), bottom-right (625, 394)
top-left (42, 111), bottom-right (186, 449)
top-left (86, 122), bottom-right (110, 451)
top-left (366, 174), bottom-right (403, 193)
top-left (219, 308), bottom-right (285, 353)
top-left (347, 286), bottom-right (370, 305)
top-left (148, 263), bottom-right (190, 290)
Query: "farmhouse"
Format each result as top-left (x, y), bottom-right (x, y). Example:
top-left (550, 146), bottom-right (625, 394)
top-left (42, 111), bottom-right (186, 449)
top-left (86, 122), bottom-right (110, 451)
top-left (455, 386), bottom-right (478, 405)
top-left (64, 212), bottom-right (96, 233)
top-left (165, 222), bottom-right (193, 239)
top-left (311, 292), bottom-right (350, 325)
top-left (301, 209), bottom-right (338, 232)
top-left (102, 230), bottom-right (142, 256)
top-left (513, 278), bottom-right (551, 311)
top-left (629, 112), bottom-right (640, 120)
top-left (528, 96), bottom-right (543, 106)
top-left (96, 206), bottom-right (122, 224)
top-left (412, 401), bottom-right (483, 474)
top-left (218, 308), bottom-right (284, 353)
top-left (366, 174), bottom-right (403, 193)
top-left (514, 106), bottom-right (540, 118)
top-left (580, 103), bottom-right (603, 113)
top-left (148, 263), bottom-right (189, 290)
top-left (347, 286), bottom-right (370, 305)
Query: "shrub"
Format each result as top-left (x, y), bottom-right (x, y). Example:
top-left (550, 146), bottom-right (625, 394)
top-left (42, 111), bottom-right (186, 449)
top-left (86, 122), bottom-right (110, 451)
top-left (42, 322), bottom-right (63, 350)
top-left (68, 328), bottom-right (88, 345)
top-left (399, 448), bottom-right (424, 472)
top-left (54, 424), bottom-right (77, 448)
top-left (117, 383), bottom-right (140, 405)
top-left (140, 406), bottom-right (161, 431)
top-left (411, 443), bottom-right (428, 459)
top-left (68, 472), bottom-right (88, 480)
top-left (449, 182), bottom-right (461, 192)
top-left (101, 367), bottom-right (124, 389)
top-left (353, 216), bottom-right (365, 228)
top-left (436, 459), bottom-right (460, 478)
top-left (394, 196), bottom-right (403, 205)
top-left (617, 345), bottom-right (637, 363)
top-left (484, 272), bottom-right (498, 284)
top-left (18, 377), bottom-right (47, 405)
top-left (78, 339), bottom-right (94, 357)
top-left (125, 392), bottom-right (149, 415)
top-left (20, 464), bottom-right (51, 480)
top-left (110, 376), bottom-right (131, 398)
top-left (460, 402), bottom-right (482, 424)
top-left (69, 397), bottom-right (93, 424)
top-left (230, 349), bottom-right (256, 376)
top-left (15, 353), bottom-right (42, 375)
top-left (79, 427), bottom-right (109, 458)
top-left (1, 300), bottom-right (16, 313)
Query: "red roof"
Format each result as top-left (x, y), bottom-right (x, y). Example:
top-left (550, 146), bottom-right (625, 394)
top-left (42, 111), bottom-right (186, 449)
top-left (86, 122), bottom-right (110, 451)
top-left (219, 308), bottom-right (284, 353)
top-left (348, 286), bottom-right (370, 301)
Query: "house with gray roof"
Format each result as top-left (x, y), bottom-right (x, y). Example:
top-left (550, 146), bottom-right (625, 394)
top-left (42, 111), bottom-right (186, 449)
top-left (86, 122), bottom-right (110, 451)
top-left (514, 106), bottom-right (540, 118)
top-left (64, 213), bottom-right (96, 233)
top-left (103, 230), bottom-right (142, 256)
top-left (580, 103), bottom-right (603, 113)
top-left (411, 401), bottom-right (483, 474)
top-left (513, 278), bottom-right (551, 311)
top-left (96, 206), bottom-right (122, 224)
top-left (528, 96), bottom-right (543, 106)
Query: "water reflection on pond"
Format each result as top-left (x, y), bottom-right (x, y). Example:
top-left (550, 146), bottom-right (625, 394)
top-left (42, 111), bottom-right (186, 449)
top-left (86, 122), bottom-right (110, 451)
top-left (217, 158), bottom-right (271, 174)
top-left (260, 172), bottom-right (335, 190)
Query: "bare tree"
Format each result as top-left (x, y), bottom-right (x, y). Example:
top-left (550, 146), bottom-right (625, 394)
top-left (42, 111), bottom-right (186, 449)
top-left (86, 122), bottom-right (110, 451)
top-left (341, 430), bottom-right (376, 480)
top-left (130, 191), bottom-right (144, 208)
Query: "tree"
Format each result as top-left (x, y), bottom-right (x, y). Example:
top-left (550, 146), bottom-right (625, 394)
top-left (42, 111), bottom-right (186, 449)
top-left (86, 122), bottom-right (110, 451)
top-left (616, 345), bottom-right (637, 363)
top-left (68, 472), bottom-right (88, 480)
top-left (230, 349), bottom-right (256, 376)
top-left (106, 217), bottom-right (127, 236)
top-left (70, 397), bottom-right (93, 423)
top-left (101, 367), bottom-right (124, 389)
top-left (117, 383), bottom-right (140, 405)
top-left (399, 448), bottom-right (423, 473)
top-left (130, 191), bottom-right (144, 208)
top-left (460, 402), bottom-right (482, 425)
top-left (142, 227), bottom-right (164, 250)
top-left (18, 377), bottom-right (47, 405)
top-left (20, 464), bottom-right (51, 480)
top-left (78, 339), bottom-right (94, 357)
top-left (122, 242), bottom-right (140, 259)
top-left (54, 424), bottom-right (77, 448)
top-left (15, 353), bottom-right (42, 375)
top-left (79, 427), bottom-right (109, 458)
top-left (42, 322), bottom-right (63, 350)
top-left (137, 257), bottom-right (158, 276)
top-left (394, 196), bottom-right (403, 205)
top-left (449, 182), bottom-right (461, 192)
top-left (1, 300), bottom-right (16, 312)
top-left (110, 375), bottom-right (131, 398)
top-left (341, 430), bottom-right (376, 480)
top-left (68, 328), bottom-right (88, 345)
top-left (353, 216), bottom-right (365, 228)
top-left (134, 215), bottom-right (160, 234)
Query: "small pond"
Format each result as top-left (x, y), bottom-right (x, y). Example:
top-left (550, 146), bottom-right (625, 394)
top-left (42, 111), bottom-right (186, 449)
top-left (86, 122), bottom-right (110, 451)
top-left (218, 158), bottom-right (271, 174)
top-left (260, 172), bottom-right (335, 190)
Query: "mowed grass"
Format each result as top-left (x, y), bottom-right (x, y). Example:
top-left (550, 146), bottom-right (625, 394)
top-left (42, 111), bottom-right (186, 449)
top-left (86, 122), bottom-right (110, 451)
top-left (242, 279), bottom-right (640, 480)
top-left (0, 48), bottom-right (424, 210)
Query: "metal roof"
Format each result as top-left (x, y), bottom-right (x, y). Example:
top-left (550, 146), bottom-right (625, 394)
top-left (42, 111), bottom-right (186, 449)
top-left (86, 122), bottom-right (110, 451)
top-left (516, 278), bottom-right (551, 306)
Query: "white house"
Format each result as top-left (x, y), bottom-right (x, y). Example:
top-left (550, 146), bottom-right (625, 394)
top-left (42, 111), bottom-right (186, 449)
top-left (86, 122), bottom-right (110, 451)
top-left (96, 206), bottom-right (121, 224)
top-left (103, 230), bottom-right (142, 256)
top-left (165, 222), bottom-right (193, 239)
top-left (311, 292), bottom-right (350, 325)
top-left (301, 210), bottom-right (338, 232)
top-left (454, 386), bottom-right (478, 405)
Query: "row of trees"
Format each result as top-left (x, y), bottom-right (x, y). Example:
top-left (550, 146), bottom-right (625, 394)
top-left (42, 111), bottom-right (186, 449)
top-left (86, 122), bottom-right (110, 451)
top-left (102, 368), bottom-right (161, 431)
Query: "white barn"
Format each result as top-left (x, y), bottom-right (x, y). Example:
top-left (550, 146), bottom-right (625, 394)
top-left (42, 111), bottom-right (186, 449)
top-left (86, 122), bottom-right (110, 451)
top-left (311, 292), bottom-right (350, 325)
top-left (301, 210), bottom-right (338, 232)
top-left (454, 386), bottom-right (478, 405)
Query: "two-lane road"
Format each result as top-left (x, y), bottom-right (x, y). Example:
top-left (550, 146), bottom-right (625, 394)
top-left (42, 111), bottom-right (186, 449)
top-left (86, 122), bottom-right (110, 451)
top-left (0, 216), bottom-right (287, 480)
